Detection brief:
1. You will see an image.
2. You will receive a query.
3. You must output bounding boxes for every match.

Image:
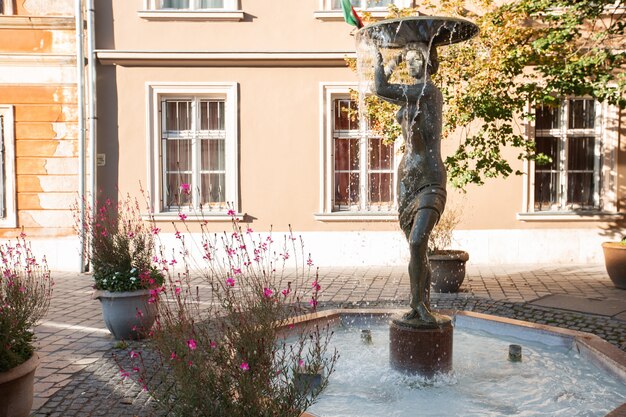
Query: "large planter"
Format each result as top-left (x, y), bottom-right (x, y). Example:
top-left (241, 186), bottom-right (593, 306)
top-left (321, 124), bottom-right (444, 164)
top-left (429, 250), bottom-right (469, 293)
top-left (0, 354), bottom-right (39, 417)
top-left (601, 242), bottom-right (626, 290)
top-left (94, 289), bottom-right (157, 340)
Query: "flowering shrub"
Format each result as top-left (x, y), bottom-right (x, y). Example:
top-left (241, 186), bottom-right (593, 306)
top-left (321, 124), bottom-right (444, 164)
top-left (0, 235), bottom-right (52, 372)
top-left (122, 212), bottom-right (337, 417)
top-left (75, 194), bottom-right (163, 292)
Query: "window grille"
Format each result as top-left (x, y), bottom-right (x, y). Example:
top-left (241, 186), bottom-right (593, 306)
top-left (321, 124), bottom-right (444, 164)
top-left (161, 97), bottom-right (226, 211)
top-left (155, 0), bottom-right (225, 10)
top-left (332, 98), bottom-right (395, 212)
top-left (533, 98), bottom-right (602, 212)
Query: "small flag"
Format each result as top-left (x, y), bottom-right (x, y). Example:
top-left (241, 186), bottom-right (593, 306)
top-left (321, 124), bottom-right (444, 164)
top-left (340, 0), bottom-right (364, 29)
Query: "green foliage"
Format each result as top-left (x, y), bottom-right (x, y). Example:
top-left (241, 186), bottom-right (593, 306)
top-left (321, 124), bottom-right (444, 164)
top-left (357, 0), bottom-right (626, 188)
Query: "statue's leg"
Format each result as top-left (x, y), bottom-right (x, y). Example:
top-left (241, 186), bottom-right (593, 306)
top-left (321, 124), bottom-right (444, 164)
top-left (406, 207), bottom-right (439, 324)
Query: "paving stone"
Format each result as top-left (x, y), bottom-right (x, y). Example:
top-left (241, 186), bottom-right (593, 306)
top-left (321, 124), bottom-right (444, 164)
top-left (530, 294), bottom-right (626, 317)
top-left (30, 265), bottom-right (626, 416)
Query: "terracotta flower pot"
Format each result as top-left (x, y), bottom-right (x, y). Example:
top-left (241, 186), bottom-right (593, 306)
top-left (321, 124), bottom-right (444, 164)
top-left (601, 242), bottom-right (626, 290)
top-left (0, 354), bottom-right (40, 417)
top-left (429, 250), bottom-right (469, 293)
top-left (93, 289), bottom-right (157, 340)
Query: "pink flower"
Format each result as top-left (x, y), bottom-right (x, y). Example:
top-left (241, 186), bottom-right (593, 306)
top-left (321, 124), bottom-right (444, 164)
top-left (225, 277), bottom-right (235, 287)
top-left (170, 352), bottom-right (177, 360)
top-left (187, 339), bottom-right (197, 350)
top-left (179, 213), bottom-right (187, 221)
top-left (18, 286), bottom-right (26, 293)
top-left (232, 267), bottom-right (241, 275)
top-left (119, 369), bottom-right (130, 380)
top-left (132, 367), bottom-right (140, 373)
top-left (312, 281), bottom-right (321, 291)
top-left (281, 288), bottom-right (290, 296)
top-left (298, 359), bottom-right (304, 368)
top-left (307, 257), bottom-right (314, 266)
top-left (174, 287), bottom-right (181, 295)
top-left (240, 362), bottom-right (249, 371)
top-left (210, 341), bottom-right (217, 349)
top-left (227, 209), bottom-right (236, 217)
top-left (136, 309), bottom-right (144, 318)
top-left (263, 287), bottom-right (273, 298)
top-left (246, 227), bottom-right (253, 234)
top-left (309, 298), bottom-right (318, 308)
top-left (151, 227), bottom-right (161, 235)
top-left (129, 350), bottom-right (139, 359)
top-left (180, 183), bottom-right (191, 195)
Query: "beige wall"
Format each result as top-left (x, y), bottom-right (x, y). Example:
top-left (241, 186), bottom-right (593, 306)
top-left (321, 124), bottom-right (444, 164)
top-left (98, 0), bottom-right (357, 52)
top-left (96, 0), bottom-right (626, 264)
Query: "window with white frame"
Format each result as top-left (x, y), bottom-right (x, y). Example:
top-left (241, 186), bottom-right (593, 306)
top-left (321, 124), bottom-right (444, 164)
top-left (528, 97), bottom-right (618, 214)
top-left (322, 0), bottom-right (414, 10)
top-left (148, 84), bottom-right (238, 216)
top-left (320, 85), bottom-right (396, 215)
top-left (0, 105), bottom-right (16, 228)
top-left (145, 0), bottom-right (235, 10)
top-left (327, 0), bottom-right (394, 10)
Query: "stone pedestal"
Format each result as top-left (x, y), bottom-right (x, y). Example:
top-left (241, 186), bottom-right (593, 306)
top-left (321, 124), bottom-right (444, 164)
top-left (389, 319), bottom-right (453, 377)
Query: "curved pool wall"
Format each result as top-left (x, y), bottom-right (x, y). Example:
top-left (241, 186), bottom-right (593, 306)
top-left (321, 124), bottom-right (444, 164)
top-left (286, 309), bottom-right (626, 417)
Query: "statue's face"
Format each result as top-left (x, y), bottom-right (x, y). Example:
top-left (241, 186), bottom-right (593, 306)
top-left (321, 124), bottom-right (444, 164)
top-left (405, 48), bottom-right (426, 79)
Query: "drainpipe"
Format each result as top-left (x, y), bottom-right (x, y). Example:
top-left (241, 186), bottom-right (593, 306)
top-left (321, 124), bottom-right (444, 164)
top-left (86, 0), bottom-right (97, 271)
top-left (75, 0), bottom-right (87, 272)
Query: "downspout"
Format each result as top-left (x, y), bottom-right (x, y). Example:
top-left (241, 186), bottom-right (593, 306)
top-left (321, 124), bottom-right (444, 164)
top-left (75, 0), bottom-right (87, 272)
top-left (86, 0), bottom-right (97, 272)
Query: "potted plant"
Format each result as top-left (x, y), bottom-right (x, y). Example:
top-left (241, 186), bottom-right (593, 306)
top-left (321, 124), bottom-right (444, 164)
top-left (78, 195), bottom-right (163, 340)
top-left (0, 234), bottom-right (52, 417)
top-left (428, 206), bottom-right (469, 293)
top-left (601, 236), bottom-right (626, 290)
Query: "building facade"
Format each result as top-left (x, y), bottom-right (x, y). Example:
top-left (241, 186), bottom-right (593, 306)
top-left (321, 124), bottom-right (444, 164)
top-left (0, 0), bottom-right (84, 269)
top-left (95, 0), bottom-right (625, 266)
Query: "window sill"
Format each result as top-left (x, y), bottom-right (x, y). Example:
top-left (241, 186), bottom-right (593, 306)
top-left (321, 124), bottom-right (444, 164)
top-left (313, 10), bottom-right (388, 22)
top-left (516, 212), bottom-right (624, 222)
top-left (138, 10), bottom-right (244, 21)
top-left (314, 212), bottom-right (397, 222)
top-left (143, 212), bottom-right (244, 222)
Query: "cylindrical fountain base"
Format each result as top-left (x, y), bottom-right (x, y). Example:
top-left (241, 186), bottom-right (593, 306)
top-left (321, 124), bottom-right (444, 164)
top-left (389, 319), bottom-right (453, 377)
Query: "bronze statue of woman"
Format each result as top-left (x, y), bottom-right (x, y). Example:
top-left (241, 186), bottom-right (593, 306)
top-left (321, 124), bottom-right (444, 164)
top-left (374, 42), bottom-right (449, 328)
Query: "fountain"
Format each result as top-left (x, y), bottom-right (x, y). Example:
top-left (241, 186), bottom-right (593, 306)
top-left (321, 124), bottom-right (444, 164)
top-left (293, 16), bottom-right (626, 417)
top-left (354, 16), bottom-right (478, 377)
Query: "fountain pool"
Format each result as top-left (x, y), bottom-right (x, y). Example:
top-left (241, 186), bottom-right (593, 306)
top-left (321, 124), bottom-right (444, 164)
top-left (295, 310), bottom-right (626, 417)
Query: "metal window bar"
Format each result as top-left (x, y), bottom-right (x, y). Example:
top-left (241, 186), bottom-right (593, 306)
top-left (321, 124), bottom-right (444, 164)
top-left (157, 0), bottom-right (224, 10)
top-left (330, 0), bottom-right (392, 10)
top-left (197, 99), bottom-right (226, 212)
top-left (332, 98), bottom-right (395, 212)
top-left (161, 98), bottom-right (227, 212)
top-left (533, 98), bottom-right (602, 212)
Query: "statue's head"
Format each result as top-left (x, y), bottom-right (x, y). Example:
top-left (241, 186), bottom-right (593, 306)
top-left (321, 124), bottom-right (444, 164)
top-left (404, 42), bottom-right (439, 78)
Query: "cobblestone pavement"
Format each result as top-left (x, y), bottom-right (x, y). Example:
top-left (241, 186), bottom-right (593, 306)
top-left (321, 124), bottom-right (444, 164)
top-left (31, 264), bottom-right (626, 416)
